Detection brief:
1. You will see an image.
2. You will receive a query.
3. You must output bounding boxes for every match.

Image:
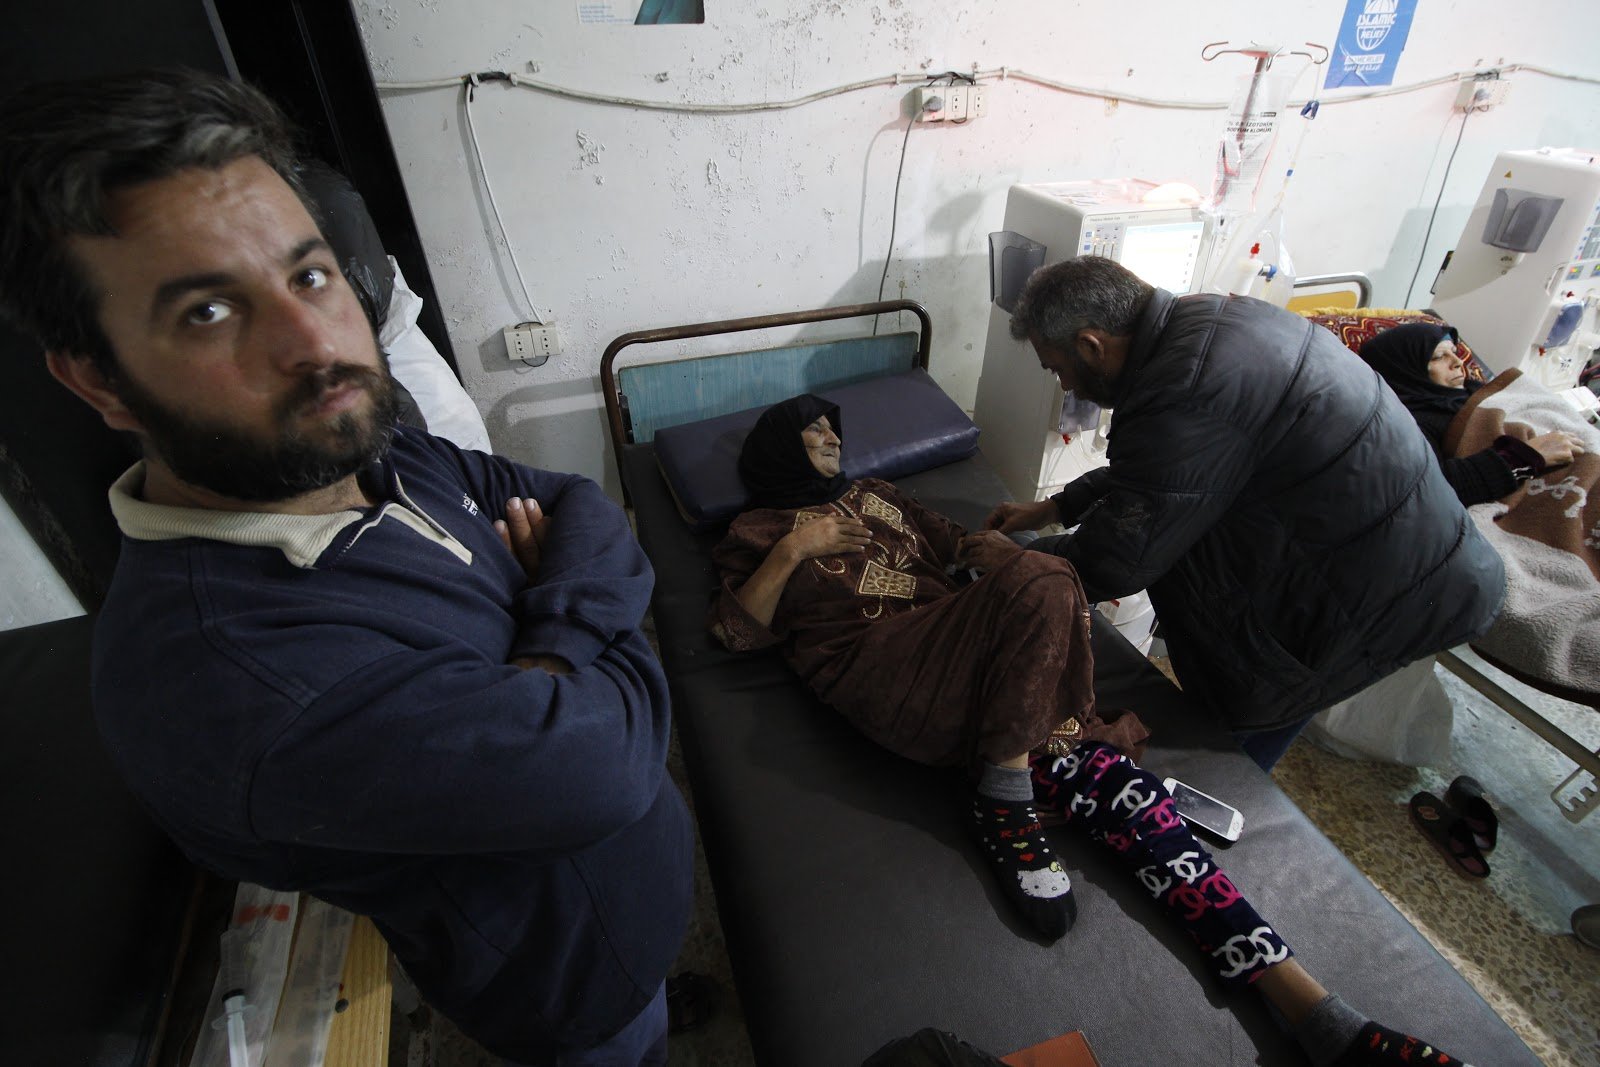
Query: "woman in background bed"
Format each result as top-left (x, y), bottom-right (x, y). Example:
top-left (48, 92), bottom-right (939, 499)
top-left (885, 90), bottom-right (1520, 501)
top-left (1359, 322), bottom-right (1585, 504)
top-left (710, 394), bottom-right (1468, 1067)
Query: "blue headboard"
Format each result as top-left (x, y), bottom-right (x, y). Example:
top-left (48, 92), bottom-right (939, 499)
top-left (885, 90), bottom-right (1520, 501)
top-left (600, 301), bottom-right (933, 470)
top-left (617, 332), bottom-right (920, 443)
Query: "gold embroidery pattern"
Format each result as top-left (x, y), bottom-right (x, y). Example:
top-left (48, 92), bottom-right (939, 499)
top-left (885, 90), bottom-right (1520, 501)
top-left (1043, 717), bottom-right (1084, 757)
top-left (857, 559), bottom-right (917, 599)
top-left (860, 492), bottom-right (903, 528)
top-left (793, 510), bottom-right (827, 530)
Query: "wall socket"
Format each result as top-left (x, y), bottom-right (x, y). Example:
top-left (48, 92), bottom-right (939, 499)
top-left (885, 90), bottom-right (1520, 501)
top-left (913, 86), bottom-right (945, 120)
top-left (912, 84), bottom-right (988, 123)
top-left (945, 85), bottom-right (970, 122)
top-left (504, 322), bottom-right (561, 366)
top-left (1455, 76), bottom-right (1510, 112)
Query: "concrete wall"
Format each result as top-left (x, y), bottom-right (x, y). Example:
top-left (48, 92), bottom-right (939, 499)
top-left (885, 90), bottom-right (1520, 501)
top-left (354, 1), bottom-right (1600, 495)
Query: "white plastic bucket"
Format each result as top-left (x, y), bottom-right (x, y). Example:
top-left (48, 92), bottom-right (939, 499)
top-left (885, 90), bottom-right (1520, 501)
top-left (1100, 590), bottom-right (1157, 654)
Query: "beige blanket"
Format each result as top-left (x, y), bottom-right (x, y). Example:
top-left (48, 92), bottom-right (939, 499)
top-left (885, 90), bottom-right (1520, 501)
top-left (1444, 370), bottom-right (1600, 692)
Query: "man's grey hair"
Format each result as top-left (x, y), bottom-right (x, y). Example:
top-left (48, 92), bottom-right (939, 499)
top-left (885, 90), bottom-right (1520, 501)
top-left (0, 68), bottom-right (305, 375)
top-left (1007, 256), bottom-right (1154, 347)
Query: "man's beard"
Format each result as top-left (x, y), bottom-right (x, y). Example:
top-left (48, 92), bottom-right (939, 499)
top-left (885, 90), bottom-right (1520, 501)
top-left (112, 353), bottom-right (401, 503)
top-left (1064, 347), bottom-right (1116, 407)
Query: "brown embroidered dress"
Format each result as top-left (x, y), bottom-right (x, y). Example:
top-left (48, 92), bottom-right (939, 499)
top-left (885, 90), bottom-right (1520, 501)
top-left (711, 478), bottom-right (1096, 767)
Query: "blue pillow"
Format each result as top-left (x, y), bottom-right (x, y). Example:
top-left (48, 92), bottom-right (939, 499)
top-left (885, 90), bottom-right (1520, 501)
top-left (652, 368), bottom-right (981, 530)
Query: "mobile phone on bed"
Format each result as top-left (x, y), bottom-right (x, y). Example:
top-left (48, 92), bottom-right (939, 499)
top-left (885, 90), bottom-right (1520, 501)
top-left (1162, 777), bottom-right (1244, 842)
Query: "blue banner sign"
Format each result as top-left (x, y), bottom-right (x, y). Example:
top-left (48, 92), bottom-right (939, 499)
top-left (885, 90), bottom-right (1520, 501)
top-left (1326, 0), bottom-right (1419, 89)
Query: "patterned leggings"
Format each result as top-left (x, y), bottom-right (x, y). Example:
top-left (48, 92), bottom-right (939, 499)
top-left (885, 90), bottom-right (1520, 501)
top-left (1031, 742), bottom-right (1293, 987)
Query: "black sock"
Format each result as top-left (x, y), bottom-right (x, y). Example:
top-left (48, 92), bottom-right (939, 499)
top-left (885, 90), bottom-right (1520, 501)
top-left (1297, 993), bottom-right (1466, 1067)
top-left (1331, 1022), bottom-right (1465, 1067)
top-left (973, 764), bottom-right (1077, 941)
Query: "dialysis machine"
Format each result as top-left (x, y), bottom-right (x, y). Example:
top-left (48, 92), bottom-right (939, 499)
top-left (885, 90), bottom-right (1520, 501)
top-left (1432, 147), bottom-right (1600, 392)
top-left (971, 179), bottom-right (1214, 654)
top-left (973, 179), bottom-right (1215, 505)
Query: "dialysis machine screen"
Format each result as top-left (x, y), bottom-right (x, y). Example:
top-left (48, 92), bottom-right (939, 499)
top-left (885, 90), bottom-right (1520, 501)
top-left (1118, 220), bottom-right (1208, 293)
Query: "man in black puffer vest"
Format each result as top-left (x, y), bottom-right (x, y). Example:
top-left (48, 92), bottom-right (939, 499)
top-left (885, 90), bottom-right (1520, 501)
top-left (979, 256), bottom-right (1505, 770)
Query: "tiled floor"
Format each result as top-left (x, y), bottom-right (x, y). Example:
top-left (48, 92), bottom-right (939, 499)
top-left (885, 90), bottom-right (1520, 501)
top-left (397, 649), bottom-right (1600, 1067)
top-left (1275, 652), bottom-right (1600, 1067)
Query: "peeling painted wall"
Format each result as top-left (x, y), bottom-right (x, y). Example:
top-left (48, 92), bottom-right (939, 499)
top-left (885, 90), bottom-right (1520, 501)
top-left (353, 1), bottom-right (1600, 496)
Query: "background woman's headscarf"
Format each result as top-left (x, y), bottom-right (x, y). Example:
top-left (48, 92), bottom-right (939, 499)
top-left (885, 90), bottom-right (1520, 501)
top-left (1358, 322), bottom-right (1471, 419)
top-left (737, 393), bottom-right (848, 510)
top-left (1358, 322), bottom-right (1488, 454)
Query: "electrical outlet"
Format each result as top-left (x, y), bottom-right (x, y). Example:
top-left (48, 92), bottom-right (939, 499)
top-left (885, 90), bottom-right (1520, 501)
top-left (1477, 80), bottom-right (1510, 110)
top-left (913, 87), bottom-right (945, 121)
top-left (969, 84), bottom-right (988, 118)
top-left (1455, 76), bottom-right (1510, 112)
top-left (945, 84), bottom-right (970, 122)
top-left (503, 322), bottom-right (561, 366)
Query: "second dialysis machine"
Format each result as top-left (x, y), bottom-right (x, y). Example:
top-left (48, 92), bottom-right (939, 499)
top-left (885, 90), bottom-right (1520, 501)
top-left (1432, 147), bottom-right (1600, 392)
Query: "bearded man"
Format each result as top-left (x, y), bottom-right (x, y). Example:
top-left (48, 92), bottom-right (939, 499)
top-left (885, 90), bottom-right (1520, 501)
top-left (0, 69), bottom-right (689, 1066)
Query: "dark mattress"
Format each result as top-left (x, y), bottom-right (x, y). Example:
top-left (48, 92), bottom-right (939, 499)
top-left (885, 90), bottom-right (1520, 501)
top-left (622, 443), bottom-right (1537, 1067)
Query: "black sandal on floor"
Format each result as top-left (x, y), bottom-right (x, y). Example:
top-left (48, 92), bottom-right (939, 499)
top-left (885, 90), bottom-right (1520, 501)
top-left (666, 971), bottom-right (716, 1034)
top-left (1409, 791), bottom-right (1490, 879)
top-left (1573, 904), bottom-right (1600, 950)
top-left (1446, 775), bottom-right (1499, 853)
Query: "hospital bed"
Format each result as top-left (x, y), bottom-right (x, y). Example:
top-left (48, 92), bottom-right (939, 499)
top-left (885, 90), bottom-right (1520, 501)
top-left (601, 300), bottom-right (1539, 1066)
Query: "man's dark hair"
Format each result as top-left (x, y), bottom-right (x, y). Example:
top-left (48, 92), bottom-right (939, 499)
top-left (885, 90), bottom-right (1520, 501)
top-left (1008, 256), bottom-right (1154, 348)
top-left (0, 68), bottom-right (304, 375)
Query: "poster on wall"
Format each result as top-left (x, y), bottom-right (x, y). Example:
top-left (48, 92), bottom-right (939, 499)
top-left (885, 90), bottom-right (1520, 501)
top-left (1325, 0), bottom-right (1418, 88)
top-left (578, 0), bottom-right (704, 24)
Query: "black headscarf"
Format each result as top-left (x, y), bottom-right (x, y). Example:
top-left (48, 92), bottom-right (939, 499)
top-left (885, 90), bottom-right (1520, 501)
top-left (1358, 322), bottom-right (1484, 454)
top-left (1357, 322), bottom-right (1473, 417)
top-left (737, 393), bottom-right (848, 510)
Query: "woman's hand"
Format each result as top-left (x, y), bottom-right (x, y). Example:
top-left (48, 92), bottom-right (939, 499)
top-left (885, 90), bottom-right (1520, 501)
top-left (779, 516), bottom-right (872, 562)
top-left (732, 516), bottom-right (872, 629)
top-left (1528, 431), bottom-right (1587, 469)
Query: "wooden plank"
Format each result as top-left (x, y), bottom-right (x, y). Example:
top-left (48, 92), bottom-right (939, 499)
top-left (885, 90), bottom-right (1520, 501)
top-left (323, 916), bottom-right (390, 1067)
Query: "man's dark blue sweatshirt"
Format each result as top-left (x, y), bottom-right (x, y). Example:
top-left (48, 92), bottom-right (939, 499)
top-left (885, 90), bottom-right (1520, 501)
top-left (92, 428), bottom-right (692, 1060)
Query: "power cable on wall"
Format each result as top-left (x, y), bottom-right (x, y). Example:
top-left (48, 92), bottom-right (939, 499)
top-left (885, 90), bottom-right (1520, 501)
top-left (462, 73), bottom-right (545, 325)
top-left (871, 74), bottom-right (967, 334)
top-left (382, 61), bottom-right (1599, 332)
top-left (377, 62), bottom-right (1600, 114)
top-left (872, 113), bottom-right (919, 337)
top-left (1404, 108), bottom-right (1471, 309)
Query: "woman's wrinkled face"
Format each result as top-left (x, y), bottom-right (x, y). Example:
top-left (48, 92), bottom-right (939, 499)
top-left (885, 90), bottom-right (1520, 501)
top-left (801, 415), bottom-right (841, 476)
top-left (1427, 337), bottom-right (1467, 388)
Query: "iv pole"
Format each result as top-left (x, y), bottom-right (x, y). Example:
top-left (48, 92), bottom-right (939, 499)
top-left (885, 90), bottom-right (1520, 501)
top-left (1200, 41), bottom-right (1328, 294)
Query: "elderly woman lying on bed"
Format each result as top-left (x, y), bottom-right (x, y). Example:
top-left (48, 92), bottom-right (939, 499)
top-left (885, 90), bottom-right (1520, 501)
top-left (1360, 322), bottom-right (1599, 693)
top-left (710, 393), bottom-right (1467, 1067)
top-left (1358, 322), bottom-right (1586, 505)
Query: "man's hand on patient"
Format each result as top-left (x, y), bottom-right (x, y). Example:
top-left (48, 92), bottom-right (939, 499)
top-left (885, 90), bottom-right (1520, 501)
top-left (957, 530), bottom-right (1023, 571)
top-left (495, 497), bottom-right (549, 581)
top-left (984, 498), bottom-right (1058, 534)
top-left (1528, 430), bottom-right (1587, 468)
top-left (778, 516), bottom-right (871, 562)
